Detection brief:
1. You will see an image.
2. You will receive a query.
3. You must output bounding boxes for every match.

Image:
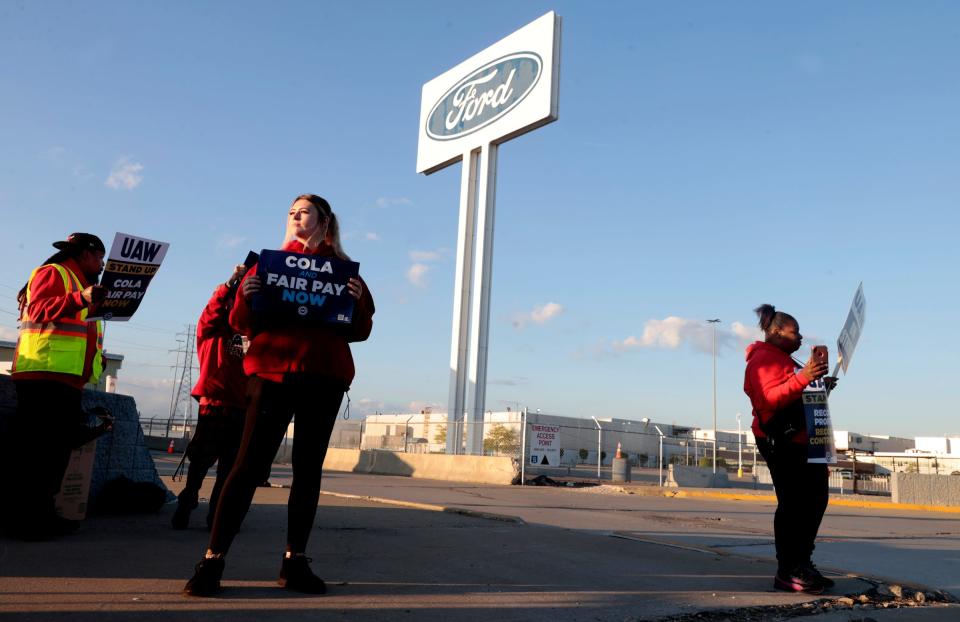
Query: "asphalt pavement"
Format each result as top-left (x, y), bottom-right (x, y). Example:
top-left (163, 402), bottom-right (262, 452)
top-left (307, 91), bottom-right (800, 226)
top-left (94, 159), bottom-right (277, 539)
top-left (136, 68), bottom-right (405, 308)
top-left (1, 453), bottom-right (957, 621)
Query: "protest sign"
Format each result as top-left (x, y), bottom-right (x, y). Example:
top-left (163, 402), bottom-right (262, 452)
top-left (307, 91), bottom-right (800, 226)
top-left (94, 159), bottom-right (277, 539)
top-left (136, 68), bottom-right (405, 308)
top-left (837, 282), bottom-right (866, 374)
top-left (252, 249), bottom-right (359, 324)
top-left (804, 377), bottom-right (837, 464)
top-left (88, 233), bottom-right (169, 321)
top-left (528, 423), bottom-right (560, 467)
top-left (55, 440), bottom-right (97, 520)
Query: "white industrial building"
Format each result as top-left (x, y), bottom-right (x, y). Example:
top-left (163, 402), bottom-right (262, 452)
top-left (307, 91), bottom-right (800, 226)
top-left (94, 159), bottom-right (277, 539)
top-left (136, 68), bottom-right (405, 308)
top-left (361, 410), bottom-right (685, 466)
top-left (832, 431), bottom-right (914, 453)
top-left (915, 436), bottom-right (960, 455)
top-left (1, 339), bottom-right (124, 392)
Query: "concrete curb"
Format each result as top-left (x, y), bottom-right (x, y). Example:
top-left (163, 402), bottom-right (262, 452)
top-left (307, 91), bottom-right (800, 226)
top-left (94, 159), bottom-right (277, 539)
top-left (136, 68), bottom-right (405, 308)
top-left (318, 490), bottom-right (526, 525)
top-left (599, 485), bottom-right (960, 514)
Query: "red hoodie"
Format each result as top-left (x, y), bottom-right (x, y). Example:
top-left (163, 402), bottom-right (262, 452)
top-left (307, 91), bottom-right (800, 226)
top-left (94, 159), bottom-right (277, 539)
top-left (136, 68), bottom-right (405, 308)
top-left (229, 240), bottom-right (374, 387)
top-left (743, 341), bottom-right (813, 445)
top-left (190, 283), bottom-right (248, 410)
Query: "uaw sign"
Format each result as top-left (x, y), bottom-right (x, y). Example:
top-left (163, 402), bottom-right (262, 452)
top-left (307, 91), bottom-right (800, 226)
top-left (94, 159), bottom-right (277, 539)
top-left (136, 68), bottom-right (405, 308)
top-left (88, 232), bottom-right (169, 321)
top-left (417, 12), bottom-right (561, 457)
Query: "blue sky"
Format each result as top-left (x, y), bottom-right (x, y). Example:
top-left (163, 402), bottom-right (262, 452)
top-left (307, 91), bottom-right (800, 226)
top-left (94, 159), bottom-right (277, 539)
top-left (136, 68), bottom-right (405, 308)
top-left (2, 1), bottom-right (958, 437)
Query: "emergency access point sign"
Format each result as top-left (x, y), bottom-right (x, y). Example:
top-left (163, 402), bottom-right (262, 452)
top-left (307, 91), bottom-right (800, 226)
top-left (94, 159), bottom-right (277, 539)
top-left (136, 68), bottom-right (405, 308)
top-left (529, 423), bottom-right (561, 467)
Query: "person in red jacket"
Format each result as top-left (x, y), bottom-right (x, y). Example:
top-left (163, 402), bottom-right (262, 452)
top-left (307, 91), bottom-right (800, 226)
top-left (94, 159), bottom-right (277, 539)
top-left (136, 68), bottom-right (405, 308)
top-left (3, 233), bottom-right (109, 540)
top-left (744, 303), bottom-right (836, 594)
top-left (171, 264), bottom-right (250, 530)
top-left (184, 194), bottom-right (374, 597)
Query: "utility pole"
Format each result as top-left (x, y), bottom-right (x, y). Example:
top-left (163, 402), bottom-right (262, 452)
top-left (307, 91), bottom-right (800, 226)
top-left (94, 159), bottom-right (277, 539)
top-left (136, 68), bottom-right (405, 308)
top-left (707, 319), bottom-right (721, 474)
top-left (168, 324), bottom-right (197, 431)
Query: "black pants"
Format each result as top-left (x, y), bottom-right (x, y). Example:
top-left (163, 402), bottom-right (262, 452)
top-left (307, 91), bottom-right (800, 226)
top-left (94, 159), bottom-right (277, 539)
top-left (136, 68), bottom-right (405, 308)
top-left (179, 405), bottom-right (245, 520)
top-left (208, 375), bottom-right (343, 555)
top-left (757, 437), bottom-right (829, 573)
top-left (3, 379), bottom-right (88, 528)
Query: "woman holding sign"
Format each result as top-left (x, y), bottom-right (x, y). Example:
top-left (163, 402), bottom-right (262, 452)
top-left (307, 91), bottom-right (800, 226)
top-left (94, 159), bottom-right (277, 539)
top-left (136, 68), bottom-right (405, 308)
top-left (744, 304), bottom-right (836, 594)
top-left (184, 195), bottom-right (374, 597)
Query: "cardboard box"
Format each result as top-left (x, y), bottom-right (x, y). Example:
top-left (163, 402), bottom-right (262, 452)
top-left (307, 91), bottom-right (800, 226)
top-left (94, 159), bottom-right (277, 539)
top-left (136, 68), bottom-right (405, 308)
top-left (55, 440), bottom-right (98, 520)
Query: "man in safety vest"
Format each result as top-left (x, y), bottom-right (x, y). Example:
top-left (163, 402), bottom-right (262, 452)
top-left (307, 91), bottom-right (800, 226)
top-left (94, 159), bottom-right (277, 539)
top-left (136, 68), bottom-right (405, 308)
top-left (3, 232), bottom-right (108, 540)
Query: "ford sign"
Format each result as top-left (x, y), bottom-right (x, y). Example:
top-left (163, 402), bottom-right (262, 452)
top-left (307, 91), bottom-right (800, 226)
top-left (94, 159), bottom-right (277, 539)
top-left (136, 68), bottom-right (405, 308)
top-left (425, 53), bottom-right (542, 141)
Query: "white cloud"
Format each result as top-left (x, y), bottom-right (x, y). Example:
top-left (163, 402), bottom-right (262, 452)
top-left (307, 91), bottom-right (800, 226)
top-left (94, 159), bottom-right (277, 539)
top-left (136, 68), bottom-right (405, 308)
top-left (105, 157), bottom-right (144, 190)
top-left (365, 232), bottom-right (380, 241)
top-left (409, 249), bottom-right (441, 262)
top-left (731, 321), bottom-right (761, 346)
top-left (489, 376), bottom-right (529, 386)
top-left (375, 197), bottom-right (413, 208)
top-left (407, 263), bottom-right (429, 288)
top-left (216, 233), bottom-right (246, 250)
top-left (513, 302), bottom-right (564, 328)
top-left (0, 325), bottom-right (19, 341)
top-left (607, 316), bottom-right (759, 357)
top-left (405, 248), bottom-right (444, 288)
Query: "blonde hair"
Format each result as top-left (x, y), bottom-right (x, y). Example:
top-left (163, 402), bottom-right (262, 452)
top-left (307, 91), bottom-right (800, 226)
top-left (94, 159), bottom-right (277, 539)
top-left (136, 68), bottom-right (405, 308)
top-left (284, 194), bottom-right (350, 260)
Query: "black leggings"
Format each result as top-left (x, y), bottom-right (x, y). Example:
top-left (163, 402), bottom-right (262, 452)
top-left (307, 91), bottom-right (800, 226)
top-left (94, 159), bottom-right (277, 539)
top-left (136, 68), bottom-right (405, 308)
top-left (757, 437), bottom-right (829, 572)
top-left (179, 405), bottom-right (244, 518)
top-left (208, 375), bottom-right (343, 555)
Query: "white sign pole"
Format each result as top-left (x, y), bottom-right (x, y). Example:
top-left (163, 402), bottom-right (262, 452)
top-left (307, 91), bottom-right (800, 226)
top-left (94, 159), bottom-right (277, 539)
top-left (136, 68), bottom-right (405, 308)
top-left (446, 150), bottom-right (479, 454)
top-left (419, 12), bottom-right (561, 455)
top-left (465, 143), bottom-right (498, 455)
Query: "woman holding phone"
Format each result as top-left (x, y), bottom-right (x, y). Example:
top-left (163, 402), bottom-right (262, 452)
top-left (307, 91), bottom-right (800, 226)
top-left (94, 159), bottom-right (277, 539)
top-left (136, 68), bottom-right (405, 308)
top-left (744, 304), bottom-right (837, 594)
top-left (184, 194), bottom-right (374, 596)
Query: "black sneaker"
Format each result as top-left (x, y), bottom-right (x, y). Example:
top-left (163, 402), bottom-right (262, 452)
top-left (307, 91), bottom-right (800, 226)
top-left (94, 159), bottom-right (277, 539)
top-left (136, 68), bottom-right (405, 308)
top-left (801, 561), bottom-right (835, 589)
top-left (184, 556), bottom-right (225, 597)
top-left (278, 555), bottom-right (327, 594)
top-left (171, 493), bottom-right (198, 530)
top-left (774, 565), bottom-right (824, 594)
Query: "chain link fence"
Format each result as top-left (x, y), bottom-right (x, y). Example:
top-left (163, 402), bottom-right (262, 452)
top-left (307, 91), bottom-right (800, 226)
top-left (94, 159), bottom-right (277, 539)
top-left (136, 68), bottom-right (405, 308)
top-left (143, 412), bottom-right (954, 497)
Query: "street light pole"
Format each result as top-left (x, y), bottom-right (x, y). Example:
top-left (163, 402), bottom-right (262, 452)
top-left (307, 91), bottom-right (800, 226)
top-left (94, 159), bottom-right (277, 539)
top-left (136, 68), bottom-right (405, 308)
top-left (654, 425), bottom-right (665, 486)
top-left (707, 319), bottom-right (721, 474)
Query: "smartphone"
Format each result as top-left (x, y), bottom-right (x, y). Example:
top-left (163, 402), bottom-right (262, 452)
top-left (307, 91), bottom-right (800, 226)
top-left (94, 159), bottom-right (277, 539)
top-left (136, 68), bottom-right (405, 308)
top-left (812, 345), bottom-right (828, 365)
top-left (243, 250), bottom-right (259, 270)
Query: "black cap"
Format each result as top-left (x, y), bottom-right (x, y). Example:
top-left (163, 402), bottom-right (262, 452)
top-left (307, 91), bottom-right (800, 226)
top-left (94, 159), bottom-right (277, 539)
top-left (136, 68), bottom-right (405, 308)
top-left (53, 233), bottom-right (106, 254)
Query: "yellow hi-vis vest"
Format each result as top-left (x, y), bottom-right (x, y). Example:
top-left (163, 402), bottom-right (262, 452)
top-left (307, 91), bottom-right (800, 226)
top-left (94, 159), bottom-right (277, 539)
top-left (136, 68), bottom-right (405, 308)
top-left (13, 263), bottom-right (104, 385)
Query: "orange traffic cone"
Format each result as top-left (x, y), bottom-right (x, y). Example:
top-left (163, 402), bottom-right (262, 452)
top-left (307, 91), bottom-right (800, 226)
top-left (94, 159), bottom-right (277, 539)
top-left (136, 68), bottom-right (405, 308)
top-left (615, 441), bottom-right (623, 459)
top-left (167, 439), bottom-right (175, 454)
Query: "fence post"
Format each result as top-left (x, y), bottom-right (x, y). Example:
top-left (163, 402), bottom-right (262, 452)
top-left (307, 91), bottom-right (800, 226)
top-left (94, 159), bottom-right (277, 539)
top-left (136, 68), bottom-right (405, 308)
top-left (591, 417), bottom-right (602, 481)
top-left (852, 449), bottom-right (858, 494)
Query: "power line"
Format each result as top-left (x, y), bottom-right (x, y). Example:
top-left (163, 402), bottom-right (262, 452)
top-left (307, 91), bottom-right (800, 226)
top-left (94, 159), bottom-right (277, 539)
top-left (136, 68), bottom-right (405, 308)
top-left (168, 324), bottom-right (196, 423)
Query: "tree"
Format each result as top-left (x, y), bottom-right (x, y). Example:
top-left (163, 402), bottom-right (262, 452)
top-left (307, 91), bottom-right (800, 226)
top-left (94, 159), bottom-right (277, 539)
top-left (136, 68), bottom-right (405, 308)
top-left (579, 448), bottom-right (589, 461)
top-left (433, 425), bottom-right (447, 445)
top-left (698, 457), bottom-right (727, 469)
top-left (483, 424), bottom-right (520, 455)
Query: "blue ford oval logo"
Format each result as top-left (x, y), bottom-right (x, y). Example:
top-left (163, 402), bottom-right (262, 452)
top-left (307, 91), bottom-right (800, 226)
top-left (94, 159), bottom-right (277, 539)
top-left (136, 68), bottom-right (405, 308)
top-left (426, 52), bottom-right (542, 141)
